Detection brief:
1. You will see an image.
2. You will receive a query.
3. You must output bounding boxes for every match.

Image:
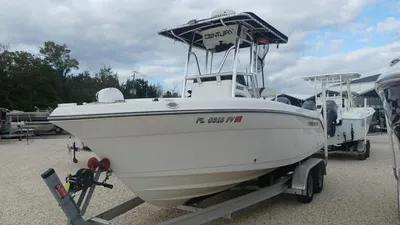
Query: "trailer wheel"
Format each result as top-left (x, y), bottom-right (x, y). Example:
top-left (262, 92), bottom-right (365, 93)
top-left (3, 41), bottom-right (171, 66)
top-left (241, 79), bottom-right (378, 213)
top-left (358, 152), bottom-right (367, 160)
top-left (312, 164), bottom-right (324, 194)
top-left (297, 173), bottom-right (314, 203)
top-left (366, 140), bottom-right (370, 158)
top-left (358, 140), bottom-right (367, 160)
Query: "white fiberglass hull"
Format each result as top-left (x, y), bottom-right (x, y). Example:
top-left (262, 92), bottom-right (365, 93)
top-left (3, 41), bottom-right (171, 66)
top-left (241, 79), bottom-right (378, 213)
top-left (49, 98), bottom-right (325, 207)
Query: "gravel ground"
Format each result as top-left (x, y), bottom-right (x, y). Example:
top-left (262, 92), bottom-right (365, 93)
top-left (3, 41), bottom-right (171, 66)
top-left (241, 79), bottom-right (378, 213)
top-left (0, 134), bottom-right (398, 225)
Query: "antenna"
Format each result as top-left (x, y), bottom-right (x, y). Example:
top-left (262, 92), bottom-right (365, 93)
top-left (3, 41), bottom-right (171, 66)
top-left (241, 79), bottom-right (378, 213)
top-left (130, 69), bottom-right (150, 98)
top-left (130, 70), bottom-right (138, 98)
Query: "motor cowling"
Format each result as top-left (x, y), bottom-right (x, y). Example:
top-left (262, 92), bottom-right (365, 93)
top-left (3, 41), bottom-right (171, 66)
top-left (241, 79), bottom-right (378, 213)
top-left (322, 100), bottom-right (338, 137)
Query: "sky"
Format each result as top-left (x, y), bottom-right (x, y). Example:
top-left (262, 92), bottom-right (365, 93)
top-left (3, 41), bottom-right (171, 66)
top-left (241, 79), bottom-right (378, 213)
top-left (1, 0), bottom-right (400, 95)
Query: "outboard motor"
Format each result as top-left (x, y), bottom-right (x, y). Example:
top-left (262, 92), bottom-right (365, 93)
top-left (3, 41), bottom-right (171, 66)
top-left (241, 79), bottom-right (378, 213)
top-left (302, 100), bottom-right (316, 110)
top-left (321, 100), bottom-right (338, 137)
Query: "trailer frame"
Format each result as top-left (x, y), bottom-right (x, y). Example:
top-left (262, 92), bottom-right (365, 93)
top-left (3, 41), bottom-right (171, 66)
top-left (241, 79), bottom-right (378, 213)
top-left (41, 155), bottom-right (326, 225)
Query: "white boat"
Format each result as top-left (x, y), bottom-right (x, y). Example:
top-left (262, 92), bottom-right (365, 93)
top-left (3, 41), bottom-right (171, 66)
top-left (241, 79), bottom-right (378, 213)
top-left (376, 57), bottom-right (400, 139)
top-left (48, 10), bottom-right (325, 207)
top-left (7, 107), bottom-right (57, 133)
top-left (375, 57), bottom-right (400, 217)
top-left (302, 73), bottom-right (375, 159)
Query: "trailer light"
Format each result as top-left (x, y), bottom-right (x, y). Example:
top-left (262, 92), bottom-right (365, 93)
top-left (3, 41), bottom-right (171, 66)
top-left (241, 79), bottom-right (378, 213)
top-left (87, 157), bottom-right (100, 170)
top-left (100, 158), bottom-right (111, 171)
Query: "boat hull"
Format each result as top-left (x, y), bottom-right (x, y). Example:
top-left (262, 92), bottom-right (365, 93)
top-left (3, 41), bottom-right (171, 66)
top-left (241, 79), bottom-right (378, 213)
top-left (49, 99), bottom-right (325, 207)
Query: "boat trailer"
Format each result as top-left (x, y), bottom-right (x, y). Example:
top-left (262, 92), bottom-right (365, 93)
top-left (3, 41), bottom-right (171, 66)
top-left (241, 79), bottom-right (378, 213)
top-left (41, 156), bottom-right (326, 225)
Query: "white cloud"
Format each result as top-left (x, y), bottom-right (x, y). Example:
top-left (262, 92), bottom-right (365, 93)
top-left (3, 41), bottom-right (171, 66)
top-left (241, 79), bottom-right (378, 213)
top-left (163, 75), bottom-right (184, 92)
top-left (0, 0), bottom-right (382, 94)
top-left (273, 41), bottom-right (400, 94)
top-left (365, 26), bottom-right (375, 33)
top-left (359, 37), bottom-right (371, 43)
top-left (329, 39), bottom-right (344, 51)
top-left (376, 17), bottom-right (400, 33)
top-left (315, 41), bottom-right (325, 50)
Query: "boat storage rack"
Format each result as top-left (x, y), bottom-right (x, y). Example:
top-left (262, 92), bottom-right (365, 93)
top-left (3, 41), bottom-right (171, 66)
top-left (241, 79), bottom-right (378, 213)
top-left (41, 156), bottom-right (326, 225)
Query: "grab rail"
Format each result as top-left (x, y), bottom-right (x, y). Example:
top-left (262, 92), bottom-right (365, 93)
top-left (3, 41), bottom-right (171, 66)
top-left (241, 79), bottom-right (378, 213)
top-left (218, 45), bottom-right (236, 73)
top-left (189, 52), bottom-right (202, 75)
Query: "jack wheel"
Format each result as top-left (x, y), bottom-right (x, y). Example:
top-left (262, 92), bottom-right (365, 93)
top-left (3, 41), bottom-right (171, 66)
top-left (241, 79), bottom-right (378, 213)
top-left (297, 173), bottom-right (314, 203)
top-left (312, 164), bottom-right (324, 194)
top-left (73, 158), bottom-right (78, 163)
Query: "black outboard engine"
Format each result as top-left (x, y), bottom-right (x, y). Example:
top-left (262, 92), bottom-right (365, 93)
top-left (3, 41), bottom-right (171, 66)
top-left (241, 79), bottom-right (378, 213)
top-left (302, 100), bottom-right (317, 110)
top-left (322, 100), bottom-right (338, 137)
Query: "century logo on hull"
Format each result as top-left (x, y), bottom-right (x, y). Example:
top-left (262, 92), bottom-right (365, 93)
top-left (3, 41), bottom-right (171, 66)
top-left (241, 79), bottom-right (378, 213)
top-left (204, 29), bottom-right (234, 39)
top-left (196, 116), bottom-right (243, 124)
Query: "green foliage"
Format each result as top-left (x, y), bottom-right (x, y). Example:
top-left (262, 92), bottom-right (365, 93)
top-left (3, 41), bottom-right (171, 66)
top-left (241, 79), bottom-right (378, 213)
top-left (0, 50), bottom-right (61, 111)
top-left (163, 91), bottom-right (180, 98)
top-left (0, 41), bottom-right (179, 111)
top-left (120, 78), bottom-right (162, 99)
top-left (39, 41), bottom-right (79, 77)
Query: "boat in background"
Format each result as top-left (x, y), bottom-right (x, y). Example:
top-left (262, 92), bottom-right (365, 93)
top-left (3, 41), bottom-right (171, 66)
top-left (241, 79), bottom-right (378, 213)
top-left (7, 107), bottom-right (61, 134)
top-left (376, 57), bottom-right (400, 140)
top-left (302, 73), bottom-right (375, 160)
top-left (375, 56), bottom-right (400, 217)
top-left (48, 10), bottom-right (325, 207)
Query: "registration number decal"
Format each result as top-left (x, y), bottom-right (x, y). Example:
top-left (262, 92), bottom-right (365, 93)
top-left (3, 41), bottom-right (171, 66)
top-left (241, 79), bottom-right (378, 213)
top-left (308, 121), bottom-right (320, 127)
top-left (196, 116), bottom-right (243, 124)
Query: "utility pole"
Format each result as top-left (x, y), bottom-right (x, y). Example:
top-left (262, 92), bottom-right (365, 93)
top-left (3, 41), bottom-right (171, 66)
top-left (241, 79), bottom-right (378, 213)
top-left (130, 70), bottom-right (137, 98)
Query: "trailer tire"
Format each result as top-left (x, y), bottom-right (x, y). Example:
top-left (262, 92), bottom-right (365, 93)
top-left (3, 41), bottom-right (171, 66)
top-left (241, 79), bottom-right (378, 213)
top-left (358, 152), bottom-right (367, 160)
top-left (297, 173), bottom-right (314, 203)
top-left (312, 164), bottom-right (324, 194)
top-left (358, 140), bottom-right (367, 160)
top-left (366, 140), bottom-right (370, 158)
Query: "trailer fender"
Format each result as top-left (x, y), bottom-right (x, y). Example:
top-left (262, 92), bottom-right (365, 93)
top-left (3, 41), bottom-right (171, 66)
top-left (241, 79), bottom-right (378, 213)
top-left (288, 158), bottom-right (326, 195)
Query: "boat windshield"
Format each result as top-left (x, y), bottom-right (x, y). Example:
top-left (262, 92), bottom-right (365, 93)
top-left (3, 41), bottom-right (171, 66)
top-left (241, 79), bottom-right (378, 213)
top-left (193, 74), bottom-right (247, 86)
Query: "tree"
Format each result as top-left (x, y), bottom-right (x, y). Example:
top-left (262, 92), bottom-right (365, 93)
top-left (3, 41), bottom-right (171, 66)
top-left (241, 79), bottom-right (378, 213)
top-left (120, 78), bottom-right (163, 99)
top-left (95, 65), bottom-right (120, 89)
top-left (0, 43), bottom-right (10, 53)
top-left (162, 84), bottom-right (180, 98)
top-left (0, 50), bottom-right (60, 110)
top-left (155, 83), bottom-right (163, 97)
top-left (39, 41), bottom-right (79, 77)
top-left (65, 71), bottom-right (99, 104)
top-left (39, 41), bottom-right (80, 102)
top-left (0, 40), bottom-right (168, 111)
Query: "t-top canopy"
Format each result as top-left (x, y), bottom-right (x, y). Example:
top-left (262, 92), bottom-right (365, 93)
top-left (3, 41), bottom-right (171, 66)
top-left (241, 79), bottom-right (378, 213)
top-left (302, 73), bottom-right (361, 83)
top-left (158, 11), bottom-right (288, 53)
